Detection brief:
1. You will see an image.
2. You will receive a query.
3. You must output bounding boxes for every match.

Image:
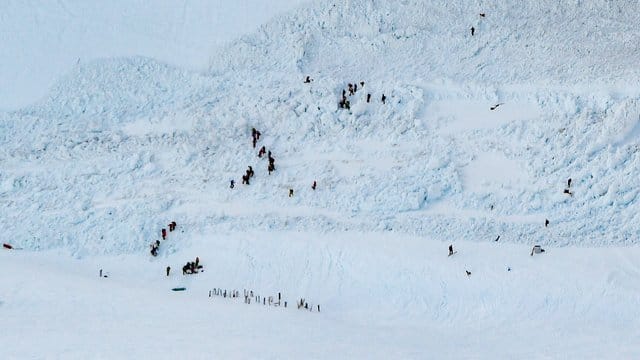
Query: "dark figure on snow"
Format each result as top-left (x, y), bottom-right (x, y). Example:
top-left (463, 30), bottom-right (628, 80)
top-left (252, 137), bottom-right (257, 148)
top-left (348, 83), bottom-right (354, 95)
top-left (166, 266), bottom-right (171, 276)
top-left (448, 244), bottom-right (454, 256)
top-left (381, 94), bottom-right (386, 104)
top-left (289, 189), bottom-right (294, 197)
top-left (563, 189), bottom-right (573, 196)
top-left (195, 257), bottom-right (200, 267)
top-left (258, 146), bottom-right (266, 158)
top-left (471, 26), bottom-right (475, 36)
top-left (304, 76), bottom-right (312, 83)
top-left (531, 245), bottom-right (545, 256)
top-left (490, 103), bottom-right (503, 110)
top-left (567, 178), bottom-right (572, 188)
top-left (545, 219), bottom-right (549, 227)
top-left (256, 130), bottom-right (261, 140)
top-left (268, 163), bottom-right (275, 175)
top-left (312, 180), bottom-right (317, 190)
top-left (367, 93), bottom-right (371, 103)
top-left (480, 13), bottom-right (485, 17)
top-left (162, 228), bottom-right (167, 240)
top-left (242, 174), bottom-right (250, 185)
top-left (230, 179), bottom-right (235, 188)
top-left (354, 84), bottom-right (358, 93)
top-left (360, 81), bottom-right (364, 87)
top-left (466, 270), bottom-right (472, 276)
top-left (182, 264), bottom-right (189, 275)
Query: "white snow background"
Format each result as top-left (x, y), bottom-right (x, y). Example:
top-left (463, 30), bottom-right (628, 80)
top-left (1, 0), bottom-right (640, 358)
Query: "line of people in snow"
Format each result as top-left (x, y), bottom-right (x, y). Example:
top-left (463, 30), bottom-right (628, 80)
top-left (150, 221), bottom-right (177, 257)
top-left (207, 288), bottom-right (321, 312)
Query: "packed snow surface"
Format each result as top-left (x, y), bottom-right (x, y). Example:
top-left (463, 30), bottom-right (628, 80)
top-left (1, 0), bottom-right (640, 358)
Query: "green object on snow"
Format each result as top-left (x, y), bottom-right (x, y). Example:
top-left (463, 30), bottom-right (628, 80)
top-left (171, 287), bottom-right (186, 291)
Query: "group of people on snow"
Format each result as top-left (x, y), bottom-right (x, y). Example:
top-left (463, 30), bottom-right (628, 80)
top-left (182, 256), bottom-right (202, 275)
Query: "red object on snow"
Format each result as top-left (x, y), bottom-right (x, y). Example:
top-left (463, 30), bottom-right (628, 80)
top-left (3, 243), bottom-right (13, 249)
top-left (161, 228), bottom-right (167, 239)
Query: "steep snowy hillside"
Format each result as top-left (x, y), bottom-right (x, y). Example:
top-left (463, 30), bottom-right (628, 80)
top-left (2, 0), bottom-right (640, 253)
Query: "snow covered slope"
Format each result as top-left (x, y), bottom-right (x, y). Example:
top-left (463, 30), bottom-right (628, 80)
top-left (2, 0), bottom-right (640, 358)
top-left (3, 0), bottom-right (640, 253)
top-left (0, 0), bottom-right (309, 110)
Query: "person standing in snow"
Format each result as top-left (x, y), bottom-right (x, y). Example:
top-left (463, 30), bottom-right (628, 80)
top-left (166, 266), bottom-right (171, 276)
top-left (230, 179), bottom-right (235, 188)
top-left (381, 94), bottom-right (386, 104)
top-left (471, 26), bottom-right (475, 36)
top-left (312, 180), bottom-right (317, 190)
top-left (448, 244), bottom-right (454, 256)
top-left (545, 219), bottom-right (549, 227)
top-left (367, 93), bottom-right (371, 103)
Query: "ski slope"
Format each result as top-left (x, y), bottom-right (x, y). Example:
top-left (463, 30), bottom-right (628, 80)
top-left (1, 0), bottom-right (640, 358)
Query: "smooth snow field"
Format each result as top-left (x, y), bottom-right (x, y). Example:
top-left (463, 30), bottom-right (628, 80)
top-left (2, 0), bottom-right (640, 359)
